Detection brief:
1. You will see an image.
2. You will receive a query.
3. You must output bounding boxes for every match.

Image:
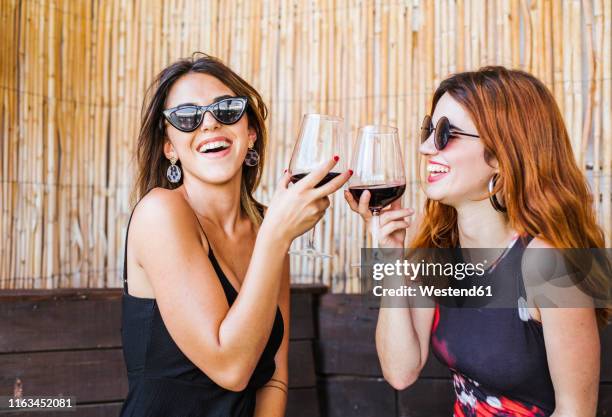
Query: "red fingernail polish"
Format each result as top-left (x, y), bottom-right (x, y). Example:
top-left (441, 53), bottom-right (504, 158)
top-left (284, 169), bottom-right (287, 173)
top-left (333, 155), bottom-right (339, 162)
top-left (348, 169), bottom-right (354, 175)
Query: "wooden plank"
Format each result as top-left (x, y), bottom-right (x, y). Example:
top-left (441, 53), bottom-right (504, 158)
top-left (286, 387), bottom-right (320, 417)
top-left (598, 384), bottom-right (612, 416)
top-left (317, 294), bottom-right (379, 342)
top-left (288, 340), bottom-right (316, 388)
top-left (318, 377), bottom-right (396, 417)
top-left (397, 378), bottom-right (455, 417)
top-left (0, 289), bottom-right (122, 302)
top-left (290, 283), bottom-right (328, 295)
top-left (316, 339), bottom-right (381, 377)
top-left (0, 293), bottom-right (122, 353)
top-left (0, 349), bottom-right (128, 403)
top-left (0, 401), bottom-right (123, 417)
top-left (316, 294), bottom-right (381, 376)
top-left (290, 292), bottom-right (314, 340)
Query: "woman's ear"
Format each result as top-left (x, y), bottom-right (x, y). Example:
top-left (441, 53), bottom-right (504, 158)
top-left (248, 128), bottom-right (257, 147)
top-left (491, 158), bottom-right (499, 172)
top-left (486, 154), bottom-right (499, 171)
top-left (163, 139), bottom-right (175, 160)
top-left (483, 148), bottom-right (498, 170)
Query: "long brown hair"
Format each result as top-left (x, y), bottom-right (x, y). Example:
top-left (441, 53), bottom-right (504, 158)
top-left (410, 66), bottom-right (609, 326)
top-left (132, 52), bottom-right (268, 225)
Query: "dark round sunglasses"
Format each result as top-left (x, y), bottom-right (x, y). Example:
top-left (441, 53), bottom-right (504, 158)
top-left (420, 115), bottom-right (480, 150)
top-left (163, 96), bottom-right (248, 132)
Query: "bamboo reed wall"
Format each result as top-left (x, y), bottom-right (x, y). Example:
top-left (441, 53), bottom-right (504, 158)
top-left (1, 0), bottom-right (610, 290)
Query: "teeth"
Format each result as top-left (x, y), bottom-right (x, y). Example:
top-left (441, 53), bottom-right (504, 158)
top-left (199, 141), bottom-right (230, 153)
top-left (427, 164), bottom-right (450, 173)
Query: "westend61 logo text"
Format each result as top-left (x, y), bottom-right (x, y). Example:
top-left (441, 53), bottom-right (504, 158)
top-left (372, 259), bottom-right (487, 281)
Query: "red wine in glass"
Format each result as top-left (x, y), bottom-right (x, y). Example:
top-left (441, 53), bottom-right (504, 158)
top-left (290, 172), bottom-right (341, 188)
top-left (348, 125), bottom-right (406, 249)
top-left (348, 183), bottom-right (406, 210)
top-left (288, 114), bottom-right (346, 259)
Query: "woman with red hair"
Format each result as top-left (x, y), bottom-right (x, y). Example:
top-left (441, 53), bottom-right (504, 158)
top-left (346, 66), bottom-right (609, 416)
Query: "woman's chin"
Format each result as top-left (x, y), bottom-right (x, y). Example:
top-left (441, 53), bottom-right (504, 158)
top-left (424, 189), bottom-right (457, 207)
top-left (424, 186), bottom-right (446, 202)
top-left (190, 169), bottom-right (241, 186)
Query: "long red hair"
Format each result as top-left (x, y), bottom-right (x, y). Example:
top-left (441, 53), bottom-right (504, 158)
top-left (410, 66), bottom-right (609, 327)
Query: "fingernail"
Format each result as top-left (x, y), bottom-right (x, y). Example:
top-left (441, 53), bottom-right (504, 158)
top-left (333, 155), bottom-right (339, 162)
top-left (348, 169), bottom-right (353, 175)
top-left (284, 169), bottom-right (287, 173)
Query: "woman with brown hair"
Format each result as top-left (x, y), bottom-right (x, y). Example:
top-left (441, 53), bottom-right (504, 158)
top-left (120, 53), bottom-right (350, 417)
top-left (346, 66), bottom-right (609, 416)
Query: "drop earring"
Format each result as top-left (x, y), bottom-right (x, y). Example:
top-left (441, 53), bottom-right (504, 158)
top-left (244, 143), bottom-right (259, 167)
top-left (166, 156), bottom-right (182, 183)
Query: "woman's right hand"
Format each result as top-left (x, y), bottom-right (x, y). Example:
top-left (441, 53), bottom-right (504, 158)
top-left (344, 190), bottom-right (414, 248)
top-left (262, 157), bottom-right (351, 244)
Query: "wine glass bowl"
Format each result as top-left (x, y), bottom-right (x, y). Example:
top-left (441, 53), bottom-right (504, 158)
top-left (348, 125), bottom-right (406, 248)
top-left (288, 114), bottom-right (346, 258)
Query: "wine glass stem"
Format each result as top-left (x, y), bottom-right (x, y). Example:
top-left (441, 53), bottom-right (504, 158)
top-left (371, 211), bottom-right (380, 249)
top-left (307, 226), bottom-right (317, 250)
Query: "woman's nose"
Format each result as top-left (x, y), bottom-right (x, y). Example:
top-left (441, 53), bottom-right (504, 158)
top-left (419, 133), bottom-right (438, 155)
top-left (199, 110), bottom-right (221, 131)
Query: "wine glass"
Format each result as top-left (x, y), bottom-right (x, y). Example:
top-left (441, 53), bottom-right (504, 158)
top-left (348, 125), bottom-right (406, 249)
top-left (288, 114), bottom-right (346, 258)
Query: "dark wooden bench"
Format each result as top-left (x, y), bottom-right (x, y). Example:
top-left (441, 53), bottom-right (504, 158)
top-left (0, 286), bottom-right (323, 417)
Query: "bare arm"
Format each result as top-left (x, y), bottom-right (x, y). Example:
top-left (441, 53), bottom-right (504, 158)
top-left (542, 307), bottom-right (599, 417)
top-left (254, 254), bottom-right (290, 417)
top-left (376, 303), bottom-right (435, 389)
top-left (345, 191), bottom-right (434, 390)
top-left (526, 238), bottom-right (600, 416)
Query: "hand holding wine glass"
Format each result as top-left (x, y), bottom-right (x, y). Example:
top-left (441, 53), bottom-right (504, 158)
top-left (287, 114), bottom-right (350, 258)
top-left (345, 125), bottom-right (407, 248)
top-left (263, 156), bottom-right (351, 247)
top-left (344, 191), bottom-right (414, 248)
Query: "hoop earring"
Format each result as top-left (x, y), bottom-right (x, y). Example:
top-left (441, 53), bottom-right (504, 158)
top-left (488, 174), bottom-right (506, 213)
top-left (244, 147), bottom-right (260, 167)
top-left (166, 156), bottom-right (182, 183)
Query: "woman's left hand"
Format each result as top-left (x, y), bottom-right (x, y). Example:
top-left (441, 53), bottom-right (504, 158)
top-left (344, 189), bottom-right (414, 248)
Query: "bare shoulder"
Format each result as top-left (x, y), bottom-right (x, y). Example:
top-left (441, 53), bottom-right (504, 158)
top-left (526, 235), bottom-right (555, 249)
top-left (136, 187), bottom-right (191, 218)
top-left (130, 187), bottom-right (209, 258)
top-left (521, 235), bottom-right (557, 281)
top-left (521, 235), bottom-right (557, 279)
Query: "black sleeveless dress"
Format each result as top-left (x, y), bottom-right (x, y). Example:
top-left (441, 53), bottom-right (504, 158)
top-left (431, 234), bottom-right (556, 417)
top-left (119, 199), bottom-right (284, 417)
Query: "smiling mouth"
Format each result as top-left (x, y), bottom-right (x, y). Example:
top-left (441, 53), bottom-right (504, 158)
top-left (197, 140), bottom-right (231, 154)
top-left (427, 164), bottom-right (450, 183)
